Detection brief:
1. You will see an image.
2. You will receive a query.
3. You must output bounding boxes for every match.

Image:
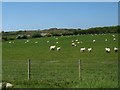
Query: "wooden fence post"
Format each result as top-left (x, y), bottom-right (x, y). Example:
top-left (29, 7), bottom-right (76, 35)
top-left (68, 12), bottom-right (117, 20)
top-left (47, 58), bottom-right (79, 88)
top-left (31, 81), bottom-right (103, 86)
top-left (79, 59), bottom-right (82, 80)
top-left (28, 59), bottom-right (31, 80)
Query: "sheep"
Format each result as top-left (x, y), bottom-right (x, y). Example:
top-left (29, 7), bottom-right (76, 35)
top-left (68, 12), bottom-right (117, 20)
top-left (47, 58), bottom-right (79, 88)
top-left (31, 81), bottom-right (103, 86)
top-left (57, 47), bottom-right (61, 51)
top-left (105, 47), bottom-right (110, 53)
top-left (77, 42), bottom-right (80, 44)
top-left (114, 47), bottom-right (118, 52)
top-left (0, 82), bottom-right (14, 89)
top-left (112, 35), bottom-right (115, 37)
top-left (56, 42), bottom-right (58, 44)
top-left (72, 40), bottom-right (74, 43)
top-left (35, 41), bottom-right (38, 43)
top-left (9, 41), bottom-right (11, 44)
top-left (47, 41), bottom-right (49, 43)
top-left (113, 38), bottom-right (116, 41)
top-left (88, 48), bottom-right (92, 52)
top-left (93, 40), bottom-right (96, 43)
top-left (74, 44), bottom-right (77, 47)
top-left (50, 45), bottom-right (56, 50)
top-left (105, 39), bottom-right (107, 41)
top-left (26, 40), bottom-right (29, 42)
top-left (56, 38), bottom-right (58, 40)
top-left (6, 83), bottom-right (14, 88)
top-left (75, 39), bottom-right (78, 42)
top-left (72, 43), bottom-right (75, 46)
top-left (72, 43), bottom-right (77, 47)
top-left (80, 47), bottom-right (86, 52)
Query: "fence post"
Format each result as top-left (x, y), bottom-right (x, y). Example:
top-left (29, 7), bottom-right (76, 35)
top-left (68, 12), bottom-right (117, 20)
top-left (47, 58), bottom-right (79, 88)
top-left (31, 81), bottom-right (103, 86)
top-left (79, 59), bottom-right (82, 80)
top-left (28, 59), bottom-right (31, 80)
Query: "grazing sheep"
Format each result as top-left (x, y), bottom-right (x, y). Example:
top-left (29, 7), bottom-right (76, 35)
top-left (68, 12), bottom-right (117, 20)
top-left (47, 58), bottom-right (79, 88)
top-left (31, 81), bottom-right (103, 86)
top-left (72, 43), bottom-right (75, 46)
top-left (74, 44), bottom-right (77, 47)
top-left (114, 47), bottom-right (118, 52)
top-left (50, 45), bottom-right (56, 50)
top-left (56, 38), bottom-right (58, 40)
top-left (47, 41), bottom-right (49, 43)
top-left (72, 43), bottom-right (77, 47)
top-left (57, 47), bottom-right (61, 51)
top-left (80, 47), bottom-right (86, 52)
top-left (75, 39), bottom-right (78, 42)
top-left (26, 40), bottom-right (29, 42)
top-left (93, 40), bottom-right (96, 43)
top-left (112, 35), bottom-right (115, 37)
top-left (72, 40), bottom-right (74, 42)
top-left (56, 42), bottom-right (58, 44)
top-left (105, 47), bottom-right (110, 53)
top-left (88, 48), bottom-right (92, 52)
top-left (77, 42), bottom-right (80, 44)
top-left (113, 38), bottom-right (116, 41)
top-left (9, 41), bottom-right (11, 44)
top-left (105, 39), bottom-right (107, 41)
top-left (35, 41), bottom-right (38, 43)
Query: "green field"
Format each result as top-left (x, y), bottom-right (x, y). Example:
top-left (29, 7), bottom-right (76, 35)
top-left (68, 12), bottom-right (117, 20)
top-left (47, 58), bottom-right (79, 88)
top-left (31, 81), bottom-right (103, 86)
top-left (2, 34), bottom-right (118, 88)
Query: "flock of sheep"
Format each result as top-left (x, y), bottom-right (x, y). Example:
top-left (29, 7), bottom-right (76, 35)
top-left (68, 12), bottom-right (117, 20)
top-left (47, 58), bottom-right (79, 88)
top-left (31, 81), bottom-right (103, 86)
top-left (8, 34), bottom-right (118, 53)
top-left (49, 34), bottom-right (118, 53)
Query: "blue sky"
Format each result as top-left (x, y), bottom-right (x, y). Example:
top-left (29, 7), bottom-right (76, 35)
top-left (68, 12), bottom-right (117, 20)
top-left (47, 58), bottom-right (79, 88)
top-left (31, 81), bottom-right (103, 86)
top-left (2, 2), bottom-right (118, 31)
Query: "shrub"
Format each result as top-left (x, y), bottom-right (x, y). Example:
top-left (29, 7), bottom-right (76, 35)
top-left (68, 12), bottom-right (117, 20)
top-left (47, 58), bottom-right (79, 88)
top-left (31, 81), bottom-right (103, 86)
top-left (32, 33), bottom-right (42, 38)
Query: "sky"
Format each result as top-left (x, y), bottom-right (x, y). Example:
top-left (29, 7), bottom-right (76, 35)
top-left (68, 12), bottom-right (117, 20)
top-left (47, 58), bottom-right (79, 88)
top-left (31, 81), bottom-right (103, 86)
top-left (2, 2), bottom-right (118, 31)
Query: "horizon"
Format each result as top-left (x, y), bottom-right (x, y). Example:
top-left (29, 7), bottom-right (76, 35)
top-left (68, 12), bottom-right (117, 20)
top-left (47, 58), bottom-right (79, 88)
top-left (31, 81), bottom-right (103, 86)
top-left (2, 2), bottom-right (118, 31)
top-left (2, 25), bottom-right (118, 32)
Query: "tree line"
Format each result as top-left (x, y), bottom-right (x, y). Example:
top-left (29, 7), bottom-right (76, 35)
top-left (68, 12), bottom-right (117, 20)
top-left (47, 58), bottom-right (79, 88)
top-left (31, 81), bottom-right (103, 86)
top-left (2, 25), bottom-right (119, 41)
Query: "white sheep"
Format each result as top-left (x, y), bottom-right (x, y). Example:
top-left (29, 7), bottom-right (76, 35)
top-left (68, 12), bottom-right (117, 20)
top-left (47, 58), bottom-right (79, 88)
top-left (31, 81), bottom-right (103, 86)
top-left (75, 39), bottom-right (78, 42)
top-left (112, 35), bottom-right (115, 37)
top-left (77, 42), bottom-right (80, 44)
top-left (47, 41), bottom-right (49, 43)
top-left (6, 83), bottom-right (14, 88)
top-left (72, 43), bottom-right (75, 46)
top-left (56, 42), bottom-right (58, 44)
top-left (50, 45), bottom-right (56, 50)
top-left (114, 47), bottom-right (118, 52)
top-left (26, 40), bottom-right (29, 42)
top-left (88, 48), bottom-right (92, 52)
top-left (93, 40), bottom-right (96, 43)
top-left (113, 38), bottom-right (116, 41)
top-left (74, 44), bottom-right (77, 47)
top-left (0, 82), bottom-right (14, 89)
top-left (35, 41), bottom-right (38, 43)
top-left (72, 43), bottom-right (77, 47)
top-left (80, 47), bottom-right (86, 52)
top-left (72, 40), bottom-right (74, 42)
top-left (105, 47), bottom-right (110, 53)
top-left (9, 41), bottom-right (11, 44)
top-left (57, 47), bottom-right (61, 51)
top-left (105, 39), bottom-right (107, 41)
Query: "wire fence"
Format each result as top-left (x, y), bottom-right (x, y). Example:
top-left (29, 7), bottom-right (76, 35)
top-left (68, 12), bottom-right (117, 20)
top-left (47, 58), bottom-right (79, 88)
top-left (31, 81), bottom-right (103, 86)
top-left (2, 59), bottom-right (118, 83)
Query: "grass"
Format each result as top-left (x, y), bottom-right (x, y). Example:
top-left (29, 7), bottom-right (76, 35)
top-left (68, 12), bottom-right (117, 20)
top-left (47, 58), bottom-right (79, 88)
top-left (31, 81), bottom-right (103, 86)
top-left (2, 34), bottom-right (118, 88)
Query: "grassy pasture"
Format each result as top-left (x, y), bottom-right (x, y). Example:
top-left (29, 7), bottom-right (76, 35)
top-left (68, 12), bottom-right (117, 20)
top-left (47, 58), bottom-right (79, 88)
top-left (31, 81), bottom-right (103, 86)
top-left (2, 34), bottom-right (118, 88)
